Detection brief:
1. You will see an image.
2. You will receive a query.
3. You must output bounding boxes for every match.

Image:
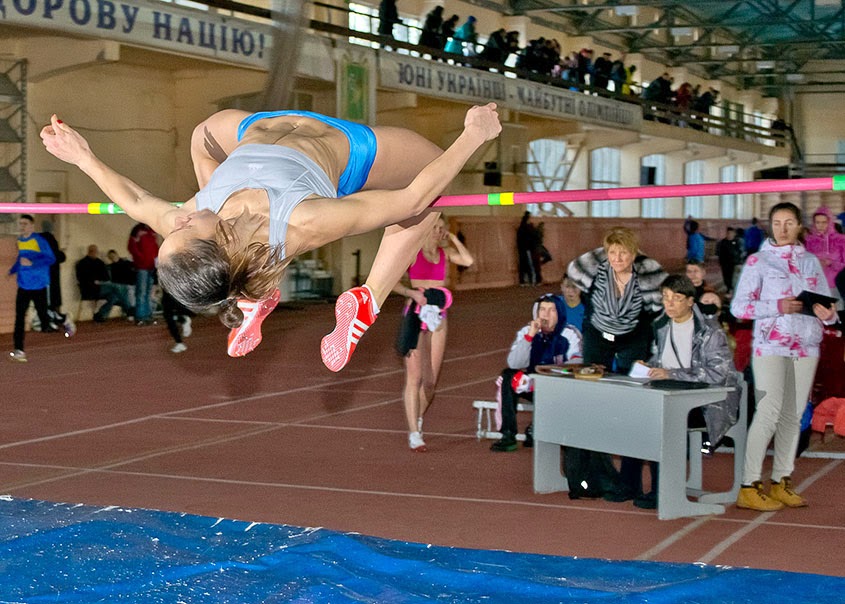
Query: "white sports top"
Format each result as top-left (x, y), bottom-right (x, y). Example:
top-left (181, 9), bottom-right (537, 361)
top-left (195, 144), bottom-right (337, 260)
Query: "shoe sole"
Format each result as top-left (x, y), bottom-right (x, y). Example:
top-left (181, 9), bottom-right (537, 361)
top-left (227, 290), bottom-right (281, 358)
top-left (320, 289), bottom-right (373, 372)
top-left (736, 502), bottom-right (784, 512)
top-left (410, 445), bottom-right (428, 453)
top-left (770, 497), bottom-right (807, 508)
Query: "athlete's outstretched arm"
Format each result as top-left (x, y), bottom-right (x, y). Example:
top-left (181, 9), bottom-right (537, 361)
top-left (40, 114), bottom-right (190, 235)
top-left (293, 103), bottom-right (502, 250)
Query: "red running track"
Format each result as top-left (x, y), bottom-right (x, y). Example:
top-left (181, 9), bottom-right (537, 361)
top-left (0, 286), bottom-right (843, 577)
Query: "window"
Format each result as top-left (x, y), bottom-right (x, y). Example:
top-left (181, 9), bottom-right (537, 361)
top-left (590, 148), bottom-right (621, 217)
top-left (527, 139), bottom-right (568, 191)
top-left (526, 138), bottom-right (569, 215)
top-left (751, 111), bottom-right (770, 146)
top-left (641, 154), bottom-right (665, 218)
top-left (719, 164), bottom-right (737, 219)
top-left (721, 100), bottom-right (744, 139)
top-left (349, 2), bottom-right (420, 51)
top-left (684, 160), bottom-right (704, 217)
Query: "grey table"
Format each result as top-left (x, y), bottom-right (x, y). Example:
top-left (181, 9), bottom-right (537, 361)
top-left (532, 374), bottom-right (742, 520)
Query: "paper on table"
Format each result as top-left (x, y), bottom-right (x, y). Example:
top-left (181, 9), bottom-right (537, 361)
top-left (628, 361), bottom-right (651, 378)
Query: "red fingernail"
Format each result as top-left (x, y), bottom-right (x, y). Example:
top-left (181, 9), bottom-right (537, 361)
top-left (56, 119), bottom-right (63, 124)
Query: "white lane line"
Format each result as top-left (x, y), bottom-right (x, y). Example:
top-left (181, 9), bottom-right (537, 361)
top-left (635, 517), bottom-right (713, 561)
top-left (0, 424), bottom-right (284, 491)
top-left (0, 348), bottom-right (505, 450)
top-left (0, 461), bottom-right (656, 517)
top-left (0, 374), bottom-right (499, 491)
top-left (696, 459), bottom-right (842, 564)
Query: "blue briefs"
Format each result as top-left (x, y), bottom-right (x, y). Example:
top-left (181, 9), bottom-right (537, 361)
top-left (237, 111), bottom-right (377, 196)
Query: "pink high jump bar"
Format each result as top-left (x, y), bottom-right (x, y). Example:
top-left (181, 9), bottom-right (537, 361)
top-left (0, 176), bottom-right (841, 214)
top-left (432, 176), bottom-right (844, 207)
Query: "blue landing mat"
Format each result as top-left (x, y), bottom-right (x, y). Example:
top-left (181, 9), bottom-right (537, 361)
top-left (0, 497), bottom-right (842, 603)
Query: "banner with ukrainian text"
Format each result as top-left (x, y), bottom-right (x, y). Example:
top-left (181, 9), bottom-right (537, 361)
top-left (1, 0), bottom-right (273, 68)
top-left (378, 54), bottom-right (643, 130)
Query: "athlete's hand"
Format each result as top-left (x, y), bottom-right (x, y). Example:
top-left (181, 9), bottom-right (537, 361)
top-left (409, 288), bottom-right (427, 306)
top-left (464, 103), bottom-right (502, 143)
top-left (40, 115), bottom-right (93, 167)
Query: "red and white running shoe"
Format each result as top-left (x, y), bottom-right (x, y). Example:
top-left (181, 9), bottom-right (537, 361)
top-left (227, 288), bottom-right (281, 358)
top-left (320, 285), bottom-right (377, 372)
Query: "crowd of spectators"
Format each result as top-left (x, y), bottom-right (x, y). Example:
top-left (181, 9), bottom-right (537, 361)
top-left (375, 2), bottom-right (742, 130)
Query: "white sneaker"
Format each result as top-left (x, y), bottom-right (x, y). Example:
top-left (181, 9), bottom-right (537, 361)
top-left (180, 316), bottom-right (192, 338)
top-left (409, 431), bottom-right (427, 452)
top-left (8, 349), bottom-right (27, 363)
top-left (170, 342), bottom-right (187, 354)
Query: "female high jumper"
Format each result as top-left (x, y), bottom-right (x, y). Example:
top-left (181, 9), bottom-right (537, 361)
top-left (40, 104), bottom-right (502, 371)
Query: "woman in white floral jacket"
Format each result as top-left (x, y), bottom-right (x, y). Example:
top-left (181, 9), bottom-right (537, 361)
top-left (731, 202), bottom-right (837, 512)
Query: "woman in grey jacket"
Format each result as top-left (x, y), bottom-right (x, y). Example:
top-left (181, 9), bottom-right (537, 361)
top-left (635, 274), bottom-right (740, 509)
top-left (648, 275), bottom-right (740, 450)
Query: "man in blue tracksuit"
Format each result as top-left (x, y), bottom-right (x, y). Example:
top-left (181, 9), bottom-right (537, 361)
top-left (8, 214), bottom-right (55, 362)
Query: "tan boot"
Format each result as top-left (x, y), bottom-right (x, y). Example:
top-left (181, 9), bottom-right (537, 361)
top-left (768, 477), bottom-right (808, 508)
top-left (736, 481), bottom-right (785, 512)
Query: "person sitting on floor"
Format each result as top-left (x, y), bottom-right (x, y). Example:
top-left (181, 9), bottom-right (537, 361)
top-left (75, 244), bottom-right (133, 322)
top-left (631, 274), bottom-right (741, 509)
top-left (490, 293), bottom-right (582, 452)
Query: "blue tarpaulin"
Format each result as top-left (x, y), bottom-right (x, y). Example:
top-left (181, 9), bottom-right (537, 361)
top-left (0, 497), bottom-right (842, 603)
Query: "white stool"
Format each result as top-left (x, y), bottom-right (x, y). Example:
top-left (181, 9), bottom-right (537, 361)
top-left (472, 400), bottom-right (535, 441)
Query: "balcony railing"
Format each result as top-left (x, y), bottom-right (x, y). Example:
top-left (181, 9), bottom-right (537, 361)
top-left (176, 0), bottom-right (794, 153)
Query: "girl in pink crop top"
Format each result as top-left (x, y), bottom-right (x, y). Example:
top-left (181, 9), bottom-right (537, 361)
top-left (407, 248), bottom-right (447, 281)
top-left (394, 217), bottom-right (474, 452)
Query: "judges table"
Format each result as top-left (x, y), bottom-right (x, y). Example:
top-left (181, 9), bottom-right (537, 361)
top-left (532, 373), bottom-right (734, 520)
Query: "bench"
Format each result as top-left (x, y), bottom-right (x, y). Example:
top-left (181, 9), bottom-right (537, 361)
top-left (472, 400), bottom-right (534, 441)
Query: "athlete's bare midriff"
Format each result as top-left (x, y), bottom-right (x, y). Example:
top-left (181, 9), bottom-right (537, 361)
top-left (237, 114), bottom-right (350, 187)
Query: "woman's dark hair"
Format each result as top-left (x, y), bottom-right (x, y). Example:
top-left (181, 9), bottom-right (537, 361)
top-left (158, 222), bottom-right (285, 329)
top-left (768, 201), bottom-right (801, 223)
top-left (158, 238), bottom-right (232, 318)
top-left (660, 274), bottom-right (696, 299)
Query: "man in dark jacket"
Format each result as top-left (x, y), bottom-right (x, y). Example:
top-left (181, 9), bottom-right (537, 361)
top-left (76, 245), bottom-right (132, 322)
top-left (716, 227), bottom-right (743, 294)
top-left (39, 220), bottom-right (67, 327)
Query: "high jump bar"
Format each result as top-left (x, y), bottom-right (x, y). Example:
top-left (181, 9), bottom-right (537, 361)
top-left (0, 176), bottom-right (842, 215)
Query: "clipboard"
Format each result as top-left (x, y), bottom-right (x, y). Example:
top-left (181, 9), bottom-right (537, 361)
top-left (796, 290), bottom-right (838, 316)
